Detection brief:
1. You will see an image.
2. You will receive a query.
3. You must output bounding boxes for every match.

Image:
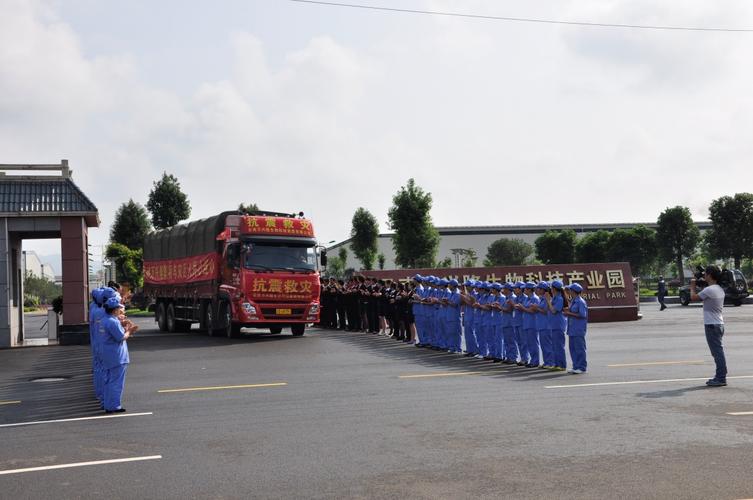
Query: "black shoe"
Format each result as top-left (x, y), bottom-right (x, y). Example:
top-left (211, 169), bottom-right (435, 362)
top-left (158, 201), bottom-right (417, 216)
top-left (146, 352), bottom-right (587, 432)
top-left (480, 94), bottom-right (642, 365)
top-left (503, 360), bottom-right (516, 365)
top-left (105, 408), bottom-right (126, 414)
top-left (492, 358), bottom-right (502, 363)
top-left (516, 361), bottom-right (526, 366)
top-left (706, 379), bottom-right (727, 387)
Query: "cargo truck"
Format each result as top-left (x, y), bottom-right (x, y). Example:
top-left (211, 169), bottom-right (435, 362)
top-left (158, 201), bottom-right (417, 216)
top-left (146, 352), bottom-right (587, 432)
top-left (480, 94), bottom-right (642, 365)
top-left (143, 210), bottom-right (326, 337)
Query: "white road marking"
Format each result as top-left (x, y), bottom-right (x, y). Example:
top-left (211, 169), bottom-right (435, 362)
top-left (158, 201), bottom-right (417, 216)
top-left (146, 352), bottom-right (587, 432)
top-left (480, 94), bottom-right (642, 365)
top-left (0, 412), bottom-right (153, 429)
top-left (727, 411), bottom-right (753, 416)
top-left (607, 360), bottom-right (705, 367)
top-left (398, 371), bottom-right (480, 379)
top-left (545, 375), bottom-right (753, 389)
top-left (0, 455), bottom-right (162, 475)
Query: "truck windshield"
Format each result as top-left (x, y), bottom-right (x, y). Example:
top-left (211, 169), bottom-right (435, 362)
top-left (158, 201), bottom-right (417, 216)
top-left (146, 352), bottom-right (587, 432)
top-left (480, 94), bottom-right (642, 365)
top-left (244, 243), bottom-right (317, 272)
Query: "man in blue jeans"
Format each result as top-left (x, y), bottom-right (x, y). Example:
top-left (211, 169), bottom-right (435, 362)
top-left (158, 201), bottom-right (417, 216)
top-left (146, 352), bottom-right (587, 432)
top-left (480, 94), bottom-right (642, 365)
top-left (690, 265), bottom-right (727, 387)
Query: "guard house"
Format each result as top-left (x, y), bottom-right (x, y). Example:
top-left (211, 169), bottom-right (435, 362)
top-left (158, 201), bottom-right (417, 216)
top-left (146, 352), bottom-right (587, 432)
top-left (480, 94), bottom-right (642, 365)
top-left (0, 161), bottom-right (99, 347)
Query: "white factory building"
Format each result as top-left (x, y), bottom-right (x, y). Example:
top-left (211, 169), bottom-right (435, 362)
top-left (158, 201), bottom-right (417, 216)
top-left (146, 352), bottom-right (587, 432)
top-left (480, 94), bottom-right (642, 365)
top-left (22, 250), bottom-right (56, 281)
top-left (326, 221), bottom-right (712, 272)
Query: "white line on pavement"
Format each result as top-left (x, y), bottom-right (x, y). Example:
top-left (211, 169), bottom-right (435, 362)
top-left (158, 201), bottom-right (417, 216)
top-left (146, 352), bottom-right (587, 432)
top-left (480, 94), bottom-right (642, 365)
top-left (0, 412), bottom-right (153, 429)
top-left (0, 455), bottom-right (162, 475)
top-left (727, 411), bottom-right (753, 416)
top-left (545, 375), bottom-right (753, 389)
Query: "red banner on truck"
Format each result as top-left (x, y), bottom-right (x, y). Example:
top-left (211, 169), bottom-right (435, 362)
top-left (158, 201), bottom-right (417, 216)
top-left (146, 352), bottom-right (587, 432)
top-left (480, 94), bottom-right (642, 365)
top-left (144, 252), bottom-right (219, 285)
top-left (366, 262), bottom-right (638, 322)
top-left (240, 216), bottom-right (315, 238)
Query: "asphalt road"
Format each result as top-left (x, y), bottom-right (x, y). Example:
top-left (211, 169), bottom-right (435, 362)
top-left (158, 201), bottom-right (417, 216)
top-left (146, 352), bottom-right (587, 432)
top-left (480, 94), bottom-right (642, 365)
top-left (2, 304), bottom-right (753, 499)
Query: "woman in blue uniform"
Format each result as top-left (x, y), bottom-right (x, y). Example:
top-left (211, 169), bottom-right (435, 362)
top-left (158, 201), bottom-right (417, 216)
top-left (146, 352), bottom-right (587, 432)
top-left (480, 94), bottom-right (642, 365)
top-left (100, 296), bottom-right (136, 413)
top-left (535, 282), bottom-right (553, 369)
top-left (501, 283), bottom-right (517, 364)
top-left (520, 282), bottom-right (540, 368)
top-left (545, 280), bottom-right (568, 371)
top-left (564, 283), bottom-right (588, 374)
top-left (512, 282), bottom-right (527, 365)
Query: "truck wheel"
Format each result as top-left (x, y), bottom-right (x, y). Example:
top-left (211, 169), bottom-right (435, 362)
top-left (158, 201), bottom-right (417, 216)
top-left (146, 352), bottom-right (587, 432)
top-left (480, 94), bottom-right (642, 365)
top-left (157, 302), bottom-right (168, 332)
top-left (291, 324), bottom-right (305, 336)
top-left (203, 302), bottom-right (215, 336)
top-left (734, 300), bottom-right (742, 307)
top-left (680, 293), bottom-right (690, 306)
top-left (269, 326), bottom-right (283, 334)
top-left (166, 303), bottom-right (177, 332)
top-left (220, 302), bottom-right (241, 338)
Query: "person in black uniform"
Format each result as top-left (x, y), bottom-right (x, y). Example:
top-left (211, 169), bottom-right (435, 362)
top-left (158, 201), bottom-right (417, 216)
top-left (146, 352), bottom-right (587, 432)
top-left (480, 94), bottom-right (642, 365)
top-left (335, 280), bottom-right (347, 329)
top-left (657, 276), bottom-right (667, 311)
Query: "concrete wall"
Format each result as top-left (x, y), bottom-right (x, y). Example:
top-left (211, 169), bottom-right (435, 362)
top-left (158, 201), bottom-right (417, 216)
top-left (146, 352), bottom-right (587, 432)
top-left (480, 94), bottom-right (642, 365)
top-left (0, 219), bottom-right (9, 347)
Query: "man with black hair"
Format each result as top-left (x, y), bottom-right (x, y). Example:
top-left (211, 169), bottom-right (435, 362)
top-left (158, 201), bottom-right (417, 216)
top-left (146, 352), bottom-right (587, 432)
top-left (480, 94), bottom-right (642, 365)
top-left (690, 265), bottom-right (727, 387)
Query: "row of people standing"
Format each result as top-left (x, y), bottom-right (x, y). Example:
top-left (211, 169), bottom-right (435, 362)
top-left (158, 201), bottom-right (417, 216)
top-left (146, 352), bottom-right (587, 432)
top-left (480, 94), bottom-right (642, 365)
top-left (411, 276), bottom-right (588, 373)
top-left (319, 274), bottom-right (589, 374)
top-left (319, 276), bottom-right (417, 342)
top-left (88, 283), bottom-right (138, 413)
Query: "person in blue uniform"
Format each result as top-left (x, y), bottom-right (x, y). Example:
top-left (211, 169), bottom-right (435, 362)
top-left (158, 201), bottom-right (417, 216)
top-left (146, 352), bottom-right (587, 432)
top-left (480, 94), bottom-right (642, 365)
top-left (545, 280), bottom-right (568, 371)
top-left (461, 280), bottom-right (479, 356)
top-left (435, 279), bottom-right (450, 350)
top-left (489, 283), bottom-right (505, 362)
top-left (89, 288), bottom-right (105, 404)
top-left (445, 279), bottom-right (463, 353)
top-left (519, 282), bottom-right (540, 368)
top-left (501, 283), bottom-right (517, 364)
top-left (564, 283), bottom-right (588, 374)
top-left (535, 282), bottom-right (553, 370)
top-left (100, 296), bottom-right (136, 413)
top-left (478, 283), bottom-right (493, 359)
top-left (411, 275), bottom-right (425, 346)
top-left (512, 282), bottom-right (527, 366)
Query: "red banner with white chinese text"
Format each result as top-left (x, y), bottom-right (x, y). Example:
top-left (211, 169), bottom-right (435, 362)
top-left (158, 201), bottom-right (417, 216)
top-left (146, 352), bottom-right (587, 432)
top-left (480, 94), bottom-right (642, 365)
top-left (144, 253), bottom-right (219, 285)
top-left (240, 216), bottom-right (315, 238)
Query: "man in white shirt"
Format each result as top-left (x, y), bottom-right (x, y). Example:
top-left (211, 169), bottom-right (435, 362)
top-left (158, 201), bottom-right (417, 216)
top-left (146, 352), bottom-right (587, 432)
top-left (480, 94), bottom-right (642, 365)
top-left (690, 265), bottom-right (727, 387)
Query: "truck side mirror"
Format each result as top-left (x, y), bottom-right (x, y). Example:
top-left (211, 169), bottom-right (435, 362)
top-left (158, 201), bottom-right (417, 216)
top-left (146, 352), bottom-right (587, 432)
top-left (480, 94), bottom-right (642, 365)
top-left (320, 250), bottom-right (327, 267)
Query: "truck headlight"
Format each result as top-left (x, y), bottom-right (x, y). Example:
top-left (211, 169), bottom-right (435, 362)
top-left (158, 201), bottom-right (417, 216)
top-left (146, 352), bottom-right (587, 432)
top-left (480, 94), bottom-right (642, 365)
top-left (242, 302), bottom-right (257, 315)
top-left (308, 303), bottom-right (319, 315)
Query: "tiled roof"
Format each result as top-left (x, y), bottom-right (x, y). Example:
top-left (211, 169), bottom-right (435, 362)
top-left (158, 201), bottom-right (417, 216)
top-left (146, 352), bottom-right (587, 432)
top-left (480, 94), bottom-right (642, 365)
top-left (0, 177), bottom-right (98, 214)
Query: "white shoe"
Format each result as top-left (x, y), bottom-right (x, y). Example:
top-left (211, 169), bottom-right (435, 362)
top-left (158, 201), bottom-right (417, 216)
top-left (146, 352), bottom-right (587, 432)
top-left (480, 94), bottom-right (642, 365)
top-left (567, 369), bottom-right (575, 374)
top-left (475, 354), bottom-right (484, 359)
top-left (572, 369), bottom-right (584, 374)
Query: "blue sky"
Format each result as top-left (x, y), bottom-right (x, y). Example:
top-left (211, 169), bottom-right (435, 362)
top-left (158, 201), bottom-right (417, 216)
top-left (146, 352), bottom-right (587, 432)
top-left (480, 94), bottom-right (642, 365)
top-left (3, 0), bottom-right (753, 271)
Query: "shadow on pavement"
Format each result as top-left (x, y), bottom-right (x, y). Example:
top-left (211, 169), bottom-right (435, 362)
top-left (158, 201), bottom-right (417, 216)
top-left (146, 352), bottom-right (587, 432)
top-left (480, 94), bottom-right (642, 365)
top-left (314, 327), bottom-right (572, 382)
top-left (635, 386), bottom-right (709, 398)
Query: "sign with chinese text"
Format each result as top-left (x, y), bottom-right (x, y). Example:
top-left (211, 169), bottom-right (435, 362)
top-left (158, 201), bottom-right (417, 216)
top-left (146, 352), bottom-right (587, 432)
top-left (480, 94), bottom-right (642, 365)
top-left (240, 216), bottom-right (315, 238)
top-left (247, 275), bottom-right (320, 302)
top-left (144, 252), bottom-right (219, 285)
top-left (366, 262), bottom-right (637, 322)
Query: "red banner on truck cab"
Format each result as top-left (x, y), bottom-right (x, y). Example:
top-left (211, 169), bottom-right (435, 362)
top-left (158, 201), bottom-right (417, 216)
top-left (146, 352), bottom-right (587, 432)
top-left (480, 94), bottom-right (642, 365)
top-left (240, 216), bottom-right (315, 238)
top-left (144, 252), bottom-right (219, 285)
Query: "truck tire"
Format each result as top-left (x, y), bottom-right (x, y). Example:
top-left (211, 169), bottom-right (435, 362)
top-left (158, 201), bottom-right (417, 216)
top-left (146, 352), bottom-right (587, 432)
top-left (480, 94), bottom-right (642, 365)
top-left (269, 326), bottom-right (283, 334)
top-left (220, 302), bottom-right (241, 338)
top-left (291, 324), bottom-right (305, 336)
top-left (157, 302), bottom-right (168, 332)
top-left (166, 303), bottom-right (177, 333)
top-left (202, 302), bottom-right (215, 336)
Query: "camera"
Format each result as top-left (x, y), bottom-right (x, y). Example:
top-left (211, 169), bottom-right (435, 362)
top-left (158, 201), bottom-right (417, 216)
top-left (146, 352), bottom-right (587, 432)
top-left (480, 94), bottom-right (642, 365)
top-left (693, 265), bottom-right (708, 288)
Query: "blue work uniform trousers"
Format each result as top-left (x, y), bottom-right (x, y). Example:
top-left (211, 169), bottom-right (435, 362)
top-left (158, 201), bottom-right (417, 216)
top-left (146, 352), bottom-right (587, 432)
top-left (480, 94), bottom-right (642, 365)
top-left (502, 326), bottom-right (517, 361)
top-left (526, 328), bottom-right (540, 365)
top-left (568, 335), bottom-right (587, 372)
top-left (515, 326), bottom-right (528, 363)
top-left (539, 328), bottom-right (553, 366)
top-left (551, 329), bottom-right (566, 369)
top-left (704, 324), bottom-right (727, 381)
top-left (447, 321), bottom-right (461, 351)
top-left (464, 319), bottom-right (478, 354)
top-left (491, 325), bottom-right (503, 359)
top-left (104, 363), bottom-right (128, 411)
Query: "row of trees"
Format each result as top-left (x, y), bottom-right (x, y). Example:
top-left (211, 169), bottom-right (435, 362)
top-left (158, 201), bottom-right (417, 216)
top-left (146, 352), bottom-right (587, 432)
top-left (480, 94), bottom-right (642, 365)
top-left (341, 180), bottom-right (753, 279)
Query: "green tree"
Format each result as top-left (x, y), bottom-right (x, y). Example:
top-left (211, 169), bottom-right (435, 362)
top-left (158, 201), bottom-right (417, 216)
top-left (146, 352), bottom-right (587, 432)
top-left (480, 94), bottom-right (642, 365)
top-left (704, 193), bottom-right (753, 269)
top-left (575, 230), bottom-right (611, 263)
top-left (338, 247), bottom-right (348, 265)
top-left (106, 243), bottom-right (144, 288)
top-left (238, 202), bottom-right (259, 214)
top-left (484, 238), bottom-right (533, 266)
top-left (436, 257), bottom-right (452, 268)
top-left (326, 256), bottom-right (345, 278)
top-left (656, 206), bottom-right (700, 281)
top-left (377, 253), bottom-right (386, 270)
top-left (146, 172), bottom-right (191, 229)
top-left (387, 179), bottom-right (440, 268)
top-left (534, 230), bottom-right (577, 264)
top-left (110, 199), bottom-right (151, 249)
top-left (462, 248), bottom-right (478, 267)
top-left (350, 207), bottom-right (379, 270)
top-left (606, 226), bottom-right (657, 276)
top-left (23, 271), bottom-right (62, 305)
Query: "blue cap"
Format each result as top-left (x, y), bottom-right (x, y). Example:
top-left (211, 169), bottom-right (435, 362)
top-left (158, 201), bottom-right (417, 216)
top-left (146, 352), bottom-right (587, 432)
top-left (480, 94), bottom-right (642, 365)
top-left (537, 281), bottom-right (550, 290)
top-left (514, 281), bottom-right (525, 289)
top-left (101, 287), bottom-right (117, 301)
top-left (503, 283), bottom-right (513, 290)
top-left (463, 280), bottom-right (472, 286)
top-left (449, 279), bottom-right (459, 286)
top-left (524, 282), bottom-right (536, 289)
top-left (439, 279), bottom-right (449, 286)
top-left (568, 282), bottom-right (583, 293)
top-left (413, 274), bottom-right (423, 281)
top-left (551, 280), bottom-right (564, 290)
top-left (492, 283), bottom-right (502, 290)
top-left (104, 296), bottom-right (123, 309)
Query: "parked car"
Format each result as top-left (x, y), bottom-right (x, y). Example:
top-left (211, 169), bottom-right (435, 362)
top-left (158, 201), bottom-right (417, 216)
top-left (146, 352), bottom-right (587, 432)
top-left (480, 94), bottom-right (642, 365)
top-left (679, 266), bottom-right (749, 306)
